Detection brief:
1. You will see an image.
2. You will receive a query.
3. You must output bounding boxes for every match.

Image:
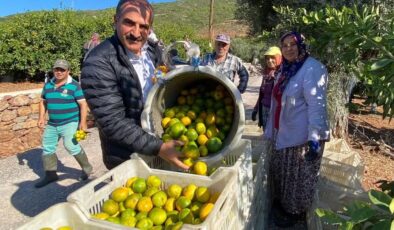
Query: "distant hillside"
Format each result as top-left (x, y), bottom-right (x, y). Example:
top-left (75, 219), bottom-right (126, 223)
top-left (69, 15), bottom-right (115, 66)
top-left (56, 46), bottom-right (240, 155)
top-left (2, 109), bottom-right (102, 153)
top-left (0, 0), bottom-right (248, 39)
top-left (153, 0), bottom-right (248, 38)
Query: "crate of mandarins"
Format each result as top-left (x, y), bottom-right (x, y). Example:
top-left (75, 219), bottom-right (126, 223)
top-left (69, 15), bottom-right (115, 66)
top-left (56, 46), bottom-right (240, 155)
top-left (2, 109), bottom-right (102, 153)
top-left (141, 65), bottom-right (245, 166)
top-left (17, 203), bottom-right (118, 230)
top-left (67, 155), bottom-right (242, 230)
top-left (137, 140), bottom-right (254, 227)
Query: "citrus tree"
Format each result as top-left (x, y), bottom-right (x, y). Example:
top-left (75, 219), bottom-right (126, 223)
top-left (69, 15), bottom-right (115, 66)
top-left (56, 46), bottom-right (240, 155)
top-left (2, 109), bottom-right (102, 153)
top-left (268, 4), bottom-right (394, 138)
top-left (0, 10), bottom-right (114, 78)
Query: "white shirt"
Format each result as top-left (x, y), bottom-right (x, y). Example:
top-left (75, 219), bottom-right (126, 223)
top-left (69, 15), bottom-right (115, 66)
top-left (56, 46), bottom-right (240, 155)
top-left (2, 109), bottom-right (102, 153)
top-left (127, 50), bottom-right (155, 102)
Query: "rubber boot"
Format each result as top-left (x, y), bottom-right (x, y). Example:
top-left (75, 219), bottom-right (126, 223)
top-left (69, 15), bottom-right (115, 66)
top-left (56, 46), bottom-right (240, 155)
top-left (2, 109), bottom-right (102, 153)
top-left (73, 149), bottom-right (93, 181)
top-left (35, 154), bottom-right (59, 188)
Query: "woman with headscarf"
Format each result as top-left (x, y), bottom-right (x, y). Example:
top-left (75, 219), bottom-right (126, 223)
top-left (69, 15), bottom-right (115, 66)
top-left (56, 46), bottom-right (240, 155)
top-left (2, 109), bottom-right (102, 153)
top-left (252, 46), bottom-right (282, 130)
top-left (264, 31), bottom-right (330, 227)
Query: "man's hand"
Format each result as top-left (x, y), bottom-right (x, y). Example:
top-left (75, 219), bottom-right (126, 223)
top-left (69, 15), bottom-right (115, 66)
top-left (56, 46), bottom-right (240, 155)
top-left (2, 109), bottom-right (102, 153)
top-left (79, 122), bottom-right (88, 132)
top-left (251, 110), bottom-right (257, 121)
top-left (37, 118), bottom-right (45, 129)
top-left (305, 140), bottom-right (321, 161)
top-left (158, 140), bottom-right (190, 170)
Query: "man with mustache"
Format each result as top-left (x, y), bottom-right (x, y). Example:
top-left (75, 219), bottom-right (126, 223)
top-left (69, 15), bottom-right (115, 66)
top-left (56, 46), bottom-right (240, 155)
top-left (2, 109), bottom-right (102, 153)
top-left (81, 0), bottom-right (189, 170)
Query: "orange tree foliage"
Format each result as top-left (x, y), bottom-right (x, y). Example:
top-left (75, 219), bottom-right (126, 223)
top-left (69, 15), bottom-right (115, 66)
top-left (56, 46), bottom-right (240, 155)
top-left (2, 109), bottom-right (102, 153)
top-left (0, 10), bottom-right (114, 78)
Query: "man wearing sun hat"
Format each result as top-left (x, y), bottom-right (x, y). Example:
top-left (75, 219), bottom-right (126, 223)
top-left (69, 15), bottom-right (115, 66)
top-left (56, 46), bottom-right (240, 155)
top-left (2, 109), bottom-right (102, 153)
top-left (203, 33), bottom-right (249, 93)
top-left (35, 59), bottom-right (93, 188)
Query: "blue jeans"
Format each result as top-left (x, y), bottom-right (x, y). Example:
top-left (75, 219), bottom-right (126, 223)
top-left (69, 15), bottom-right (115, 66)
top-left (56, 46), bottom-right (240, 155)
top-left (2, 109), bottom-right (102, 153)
top-left (42, 122), bottom-right (81, 156)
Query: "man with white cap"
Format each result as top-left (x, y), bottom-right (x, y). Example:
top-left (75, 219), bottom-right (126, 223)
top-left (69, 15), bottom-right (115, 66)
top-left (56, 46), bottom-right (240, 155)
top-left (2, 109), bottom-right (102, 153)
top-left (203, 33), bottom-right (249, 93)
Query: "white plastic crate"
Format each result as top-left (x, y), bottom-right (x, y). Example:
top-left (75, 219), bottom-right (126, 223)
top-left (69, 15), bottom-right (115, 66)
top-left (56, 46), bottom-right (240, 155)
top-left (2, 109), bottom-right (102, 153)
top-left (319, 139), bottom-right (364, 190)
top-left (67, 156), bottom-right (239, 230)
top-left (203, 139), bottom-right (253, 225)
top-left (307, 180), bottom-right (368, 230)
top-left (17, 203), bottom-right (113, 230)
top-left (138, 138), bottom-right (254, 228)
top-left (245, 139), bottom-right (272, 230)
top-left (241, 130), bottom-right (263, 163)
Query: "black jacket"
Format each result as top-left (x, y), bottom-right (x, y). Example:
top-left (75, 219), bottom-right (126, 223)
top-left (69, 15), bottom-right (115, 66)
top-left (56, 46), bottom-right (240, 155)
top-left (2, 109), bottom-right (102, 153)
top-left (81, 34), bottom-right (163, 169)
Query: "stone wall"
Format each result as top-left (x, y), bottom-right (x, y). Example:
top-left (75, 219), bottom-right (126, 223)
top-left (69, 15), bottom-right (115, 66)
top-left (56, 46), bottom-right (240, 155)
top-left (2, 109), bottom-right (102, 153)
top-left (0, 92), bottom-right (95, 158)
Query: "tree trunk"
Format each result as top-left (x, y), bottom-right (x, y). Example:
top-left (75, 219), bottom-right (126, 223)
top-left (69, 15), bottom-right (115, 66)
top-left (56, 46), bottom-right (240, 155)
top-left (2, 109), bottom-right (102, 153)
top-left (327, 72), bottom-right (352, 139)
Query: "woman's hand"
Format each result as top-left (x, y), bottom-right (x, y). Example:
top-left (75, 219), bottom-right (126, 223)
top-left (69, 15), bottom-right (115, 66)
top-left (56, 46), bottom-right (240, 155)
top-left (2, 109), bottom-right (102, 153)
top-left (251, 110), bottom-right (257, 121)
top-left (305, 140), bottom-right (320, 161)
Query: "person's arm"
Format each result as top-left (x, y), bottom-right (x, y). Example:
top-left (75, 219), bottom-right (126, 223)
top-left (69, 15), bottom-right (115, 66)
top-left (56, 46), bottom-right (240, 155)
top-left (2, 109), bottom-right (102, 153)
top-left (74, 82), bottom-right (88, 131)
top-left (303, 59), bottom-right (329, 142)
top-left (77, 100), bottom-right (88, 131)
top-left (81, 48), bottom-right (189, 170)
top-left (37, 98), bottom-right (47, 129)
top-left (81, 55), bottom-right (159, 154)
top-left (236, 59), bottom-right (249, 93)
top-left (252, 81), bottom-right (264, 121)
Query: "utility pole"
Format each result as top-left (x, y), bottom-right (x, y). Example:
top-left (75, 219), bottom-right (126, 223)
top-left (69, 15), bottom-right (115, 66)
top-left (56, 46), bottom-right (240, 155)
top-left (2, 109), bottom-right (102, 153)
top-left (208, 0), bottom-right (214, 49)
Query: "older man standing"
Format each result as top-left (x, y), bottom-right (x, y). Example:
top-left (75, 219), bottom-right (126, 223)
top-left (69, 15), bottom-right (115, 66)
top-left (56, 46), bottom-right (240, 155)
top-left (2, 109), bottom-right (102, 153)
top-left (203, 34), bottom-right (249, 93)
top-left (81, 0), bottom-right (189, 170)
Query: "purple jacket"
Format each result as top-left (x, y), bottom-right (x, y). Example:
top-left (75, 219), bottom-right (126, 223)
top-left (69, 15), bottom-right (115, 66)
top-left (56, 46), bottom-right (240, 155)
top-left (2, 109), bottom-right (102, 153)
top-left (254, 70), bottom-right (277, 109)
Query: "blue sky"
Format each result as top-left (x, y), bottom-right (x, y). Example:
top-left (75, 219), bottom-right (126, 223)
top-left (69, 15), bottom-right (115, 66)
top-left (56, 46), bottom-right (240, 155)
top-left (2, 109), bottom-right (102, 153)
top-left (0, 0), bottom-right (175, 17)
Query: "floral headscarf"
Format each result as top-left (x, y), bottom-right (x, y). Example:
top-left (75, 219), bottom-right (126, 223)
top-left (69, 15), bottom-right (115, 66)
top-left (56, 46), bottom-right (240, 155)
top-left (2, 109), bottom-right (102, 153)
top-left (278, 31), bottom-right (309, 93)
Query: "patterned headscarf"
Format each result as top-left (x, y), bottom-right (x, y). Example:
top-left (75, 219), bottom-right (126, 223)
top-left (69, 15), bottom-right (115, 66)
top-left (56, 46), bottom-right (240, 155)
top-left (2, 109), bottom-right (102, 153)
top-left (278, 31), bottom-right (309, 93)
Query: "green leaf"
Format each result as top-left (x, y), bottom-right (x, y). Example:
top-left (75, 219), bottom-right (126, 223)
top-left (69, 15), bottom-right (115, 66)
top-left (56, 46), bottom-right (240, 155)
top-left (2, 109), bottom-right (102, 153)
top-left (315, 208), bottom-right (345, 224)
top-left (369, 190), bottom-right (392, 210)
top-left (371, 219), bottom-right (392, 230)
top-left (390, 198), bottom-right (394, 214)
top-left (339, 221), bottom-right (354, 230)
top-left (302, 16), bottom-right (309, 24)
top-left (373, 36), bottom-right (383, 42)
top-left (345, 201), bottom-right (377, 224)
top-left (371, 59), bottom-right (394, 71)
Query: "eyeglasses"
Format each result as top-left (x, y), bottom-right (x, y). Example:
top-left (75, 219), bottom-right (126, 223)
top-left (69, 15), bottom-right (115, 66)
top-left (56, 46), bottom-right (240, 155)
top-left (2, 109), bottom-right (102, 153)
top-left (53, 68), bottom-right (67, 72)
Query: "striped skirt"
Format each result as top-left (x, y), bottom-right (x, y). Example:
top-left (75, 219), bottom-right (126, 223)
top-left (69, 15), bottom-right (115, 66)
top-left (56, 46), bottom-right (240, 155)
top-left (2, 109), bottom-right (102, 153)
top-left (269, 142), bottom-right (324, 214)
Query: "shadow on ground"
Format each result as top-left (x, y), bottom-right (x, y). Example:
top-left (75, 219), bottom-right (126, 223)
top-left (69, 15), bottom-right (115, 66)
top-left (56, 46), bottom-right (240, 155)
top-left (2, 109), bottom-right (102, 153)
top-left (11, 148), bottom-right (92, 217)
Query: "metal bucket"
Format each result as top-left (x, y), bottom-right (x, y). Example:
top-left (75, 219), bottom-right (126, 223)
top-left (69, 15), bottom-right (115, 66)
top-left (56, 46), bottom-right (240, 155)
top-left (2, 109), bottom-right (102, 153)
top-left (141, 65), bottom-right (245, 158)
